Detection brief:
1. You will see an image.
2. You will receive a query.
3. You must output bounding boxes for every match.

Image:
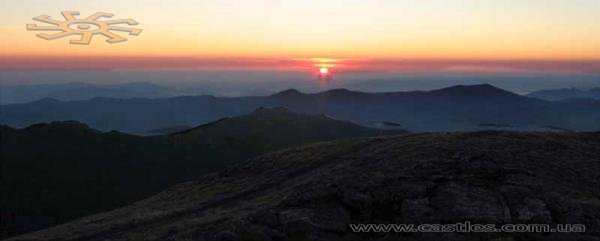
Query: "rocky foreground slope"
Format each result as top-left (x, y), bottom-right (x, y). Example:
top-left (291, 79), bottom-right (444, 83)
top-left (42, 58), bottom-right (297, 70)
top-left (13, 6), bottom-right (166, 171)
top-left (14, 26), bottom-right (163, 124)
top-left (8, 131), bottom-right (600, 241)
top-left (1, 107), bottom-right (401, 239)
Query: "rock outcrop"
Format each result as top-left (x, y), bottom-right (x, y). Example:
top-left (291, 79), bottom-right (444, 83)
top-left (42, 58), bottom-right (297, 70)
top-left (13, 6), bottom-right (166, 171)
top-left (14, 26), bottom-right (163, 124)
top-left (8, 131), bottom-right (600, 241)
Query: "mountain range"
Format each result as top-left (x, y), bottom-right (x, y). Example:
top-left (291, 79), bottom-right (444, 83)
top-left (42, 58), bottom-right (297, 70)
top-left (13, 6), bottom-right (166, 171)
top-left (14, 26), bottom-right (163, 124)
top-left (0, 107), bottom-right (403, 239)
top-left (0, 82), bottom-right (187, 104)
top-left (2, 84), bottom-right (600, 133)
top-left (7, 131), bottom-right (600, 241)
top-left (527, 87), bottom-right (600, 101)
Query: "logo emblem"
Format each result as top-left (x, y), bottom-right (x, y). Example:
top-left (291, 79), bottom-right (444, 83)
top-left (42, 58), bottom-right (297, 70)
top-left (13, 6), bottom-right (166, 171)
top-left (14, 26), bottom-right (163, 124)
top-left (26, 11), bottom-right (142, 45)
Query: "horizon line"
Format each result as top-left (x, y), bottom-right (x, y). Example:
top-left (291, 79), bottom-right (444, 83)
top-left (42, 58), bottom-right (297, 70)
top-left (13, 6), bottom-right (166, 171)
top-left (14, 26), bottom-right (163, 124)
top-left (1, 56), bottom-right (600, 73)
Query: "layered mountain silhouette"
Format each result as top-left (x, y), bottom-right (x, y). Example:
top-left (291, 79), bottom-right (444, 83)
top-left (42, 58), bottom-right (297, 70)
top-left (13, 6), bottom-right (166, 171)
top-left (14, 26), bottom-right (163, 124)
top-left (2, 84), bottom-right (599, 133)
top-left (0, 108), bottom-right (403, 239)
top-left (0, 82), bottom-right (186, 104)
top-left (528, 87), bottom-right (600, 101)
top-left (7, 131), bottom-right (600, 241)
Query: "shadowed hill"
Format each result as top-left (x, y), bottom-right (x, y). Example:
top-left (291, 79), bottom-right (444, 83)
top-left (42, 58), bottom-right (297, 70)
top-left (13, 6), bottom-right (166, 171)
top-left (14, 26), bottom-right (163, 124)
top-left (0, 108), bottom-right (403, 239)
top-left (8, 131), bottom-right (600, 241)
top-left (3, 84), bottom-right (600, 133)
top-left (172, 107), bottom-right (397, 149)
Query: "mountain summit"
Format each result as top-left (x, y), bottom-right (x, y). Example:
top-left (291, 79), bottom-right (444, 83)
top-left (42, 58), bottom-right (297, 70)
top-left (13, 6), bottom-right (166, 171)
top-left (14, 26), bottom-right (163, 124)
top-left (9, 131), bottom-right (600, 241)
top-left (270, 89), bottom-right (304, 98)
top-left (429, 84), bottom-right (520, 98)
top-left (172, 107), bottom-right (404, 147)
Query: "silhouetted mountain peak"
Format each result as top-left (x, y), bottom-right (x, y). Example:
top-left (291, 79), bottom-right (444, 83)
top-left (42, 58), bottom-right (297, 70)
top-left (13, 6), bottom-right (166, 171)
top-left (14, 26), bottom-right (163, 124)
top-left (317, 88), bottom-right (365, 97)
top-left (173, 107), bottom-right (404, 138)
top-left (27, 120), bottom-right (90, 128)
top-left (272, 88), bottom-right (366, 98)
top-left (430, 84), bottom-right (519, 97)
top-left (270, 89), bottom-right (304, 98)
top-left (24, 120), bottom-right (91, 130)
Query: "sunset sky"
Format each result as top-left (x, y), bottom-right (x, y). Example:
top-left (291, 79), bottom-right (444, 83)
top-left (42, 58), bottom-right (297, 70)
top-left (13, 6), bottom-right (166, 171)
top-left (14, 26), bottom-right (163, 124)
top-left (1, 0), bottom-right (599, 72)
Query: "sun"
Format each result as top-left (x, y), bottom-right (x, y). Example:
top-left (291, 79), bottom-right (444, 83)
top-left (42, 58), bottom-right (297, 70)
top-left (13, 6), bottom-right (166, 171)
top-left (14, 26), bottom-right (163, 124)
top-left (320, 67), bottom-right (329, 74)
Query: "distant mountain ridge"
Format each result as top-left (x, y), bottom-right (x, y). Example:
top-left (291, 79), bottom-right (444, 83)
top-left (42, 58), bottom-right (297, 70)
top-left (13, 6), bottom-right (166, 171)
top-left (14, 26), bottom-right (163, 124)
top-left (527, 87), bottom-right (600, 101)
top-left (428, 84), bottom-right (521, 97)
top-left (0, 82), bottom-right (187, 104)
top-left (1, 108), bottom-right (403, 239)
top-left (2, 84), bottom-right (600, 133)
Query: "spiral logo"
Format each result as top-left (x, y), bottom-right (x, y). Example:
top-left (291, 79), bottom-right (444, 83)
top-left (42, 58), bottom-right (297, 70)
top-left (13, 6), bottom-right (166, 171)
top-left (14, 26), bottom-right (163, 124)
top-left (26, 11), bottom-right (142, 45)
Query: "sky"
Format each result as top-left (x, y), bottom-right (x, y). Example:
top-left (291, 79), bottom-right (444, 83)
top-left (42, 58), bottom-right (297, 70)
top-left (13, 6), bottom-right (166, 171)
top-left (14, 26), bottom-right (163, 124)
top-left (1, 0), bottom-right (599, 72)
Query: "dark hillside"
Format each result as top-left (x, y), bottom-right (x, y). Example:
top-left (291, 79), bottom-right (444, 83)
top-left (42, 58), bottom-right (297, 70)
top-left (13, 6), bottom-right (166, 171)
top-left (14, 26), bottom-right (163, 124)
top-left (0, 108), bottom-right (403, 239)
top-left (8, 131), bottom-right (600, 241)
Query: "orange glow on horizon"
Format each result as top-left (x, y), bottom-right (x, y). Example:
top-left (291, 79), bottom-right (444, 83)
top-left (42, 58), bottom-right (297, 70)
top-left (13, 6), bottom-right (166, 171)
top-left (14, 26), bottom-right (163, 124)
top-left (2, 1), bottom-right (600, 65)
top-left (1, 55), bottom-right (600, 73)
